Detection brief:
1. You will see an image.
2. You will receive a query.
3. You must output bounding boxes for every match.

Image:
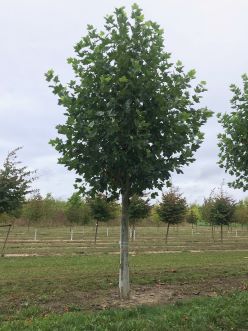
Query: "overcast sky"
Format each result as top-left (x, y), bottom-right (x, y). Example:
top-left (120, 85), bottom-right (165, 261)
top-left (0, 0), bottom-right (247, 203)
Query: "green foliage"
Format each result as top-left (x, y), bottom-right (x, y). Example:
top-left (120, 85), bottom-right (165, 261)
top-left (202, 188), bottom-right (235, 226)
top-left (157, 188), bottom-right (187, 225)
top-left (88, 194), bottom-right (113, 223)
top-left (186, 208), bottom-right (198, 225)
top-left (233, 199), bottom-right (248, 226)
top-left (46, 4), bottom-right (211, 199)
top-left (218, 74), bottom-right (248, 191)
top-left (21, 193), bottom-right (67, 226)
top-left (0, 147), bottom-right (36, 217)
top-left (22, 193), bottom-right (43, 225)
top-left (66, 192), bottom-right (90, 225)
top-left (128, 195), bottom-right (150, 225)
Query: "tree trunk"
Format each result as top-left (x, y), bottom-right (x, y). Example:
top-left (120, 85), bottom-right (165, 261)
top-left (119, 191), bottom-right (130, 299)
top-left (220, 224), bottom-right (223, 243)
top-left (165, 223), bottom-right (170, 244)
top-left (94, 220), bottom-right (99, 244)
top-left (211, 224), bottom-right (215, 242)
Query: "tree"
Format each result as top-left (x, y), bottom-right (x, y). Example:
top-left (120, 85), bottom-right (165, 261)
top-left (88, 194), bottom-right (113, 244)
top-left (233, 199), bottom-right (248, 230)
top-left (203, 188), bottom-right (236, 242)
top-left (66, 192), bottom-right (90, 227)
top-left (186, 207), bottom-right (198, 229)
top-left (157, 188), bottom-right (187, 243)
top-left (45, 4), bottom-right (211, 298)
top-left (128, 194), bottom-right (150, 240)
top-left (218, 74), bottom-right (248, 191)
top-left (0, 147), bottom-right (36, 218)
top-left (23, 193), bottom-right (43, 230)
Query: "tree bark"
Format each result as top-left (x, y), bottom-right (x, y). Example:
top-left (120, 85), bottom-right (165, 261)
top-left (94, 220), bottom-right (99, 244)
top-left (165, 223), bottom-right (170, 244)
top-left (119, 190), bottom-right (130, 299)
top-left (220, 224), bottom-right (223, 243)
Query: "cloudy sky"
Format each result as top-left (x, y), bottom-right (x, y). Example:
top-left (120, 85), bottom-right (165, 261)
top-left (0, 0), bottom-right (247, 203)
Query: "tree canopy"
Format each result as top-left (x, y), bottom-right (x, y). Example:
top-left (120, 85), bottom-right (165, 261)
top-left (157, 188), bottom-right (187, 226)
top-left (46, 4), bottom-right (211, 200)
top-left (218, 74), bottom-right (248, 191)
top-left (128, 194), bottom-right (150, 225)
top-left (0, 148), bottom-right (36, 217)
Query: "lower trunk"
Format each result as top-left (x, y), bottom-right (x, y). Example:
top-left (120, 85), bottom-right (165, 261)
top-left (211, 224), bottom-right (215, 242)
top-left (119, 191), bottom-right (130, 299)
top-left (165, 223), bottom-right (170, 244)
top-left (221, 224), bottom-right (223, 243)
top-left (94, 220), bottom-right (99, 244)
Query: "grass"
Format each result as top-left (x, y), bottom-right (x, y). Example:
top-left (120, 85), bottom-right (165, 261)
top-left (1, 291), bottom-right (248, 330)
top-left (0, 251), bottom-right (248, 321)
top-left (1, 225), bottom-right (248, 328)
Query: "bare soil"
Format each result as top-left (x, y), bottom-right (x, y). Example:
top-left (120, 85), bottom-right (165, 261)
top-left (43, 275), bottom-right (248, 313)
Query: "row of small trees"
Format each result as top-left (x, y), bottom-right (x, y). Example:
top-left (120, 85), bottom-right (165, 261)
top-left (0, 148), bottom-right (247, 235)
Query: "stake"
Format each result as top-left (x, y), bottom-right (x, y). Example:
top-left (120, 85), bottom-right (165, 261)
top-left (1, 224), bottom-right (11, 257)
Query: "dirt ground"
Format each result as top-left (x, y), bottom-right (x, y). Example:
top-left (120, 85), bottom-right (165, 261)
top-left (42, 275), bottom-right (248, 313)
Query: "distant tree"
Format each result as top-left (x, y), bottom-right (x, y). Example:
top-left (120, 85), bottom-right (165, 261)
top-left (42, 193), bottom-right (57, 223)
top-left (218, 74), bottom-right (248, 191)
top-left (203, 188), bottom-right (236, 242)
top-left (0, 147), bottom-right (36, 218)
top-left (157, 188), bottom-right (187, 243)
top-left (234, 199), bottom-right (248, 230)
top-left (23, 193), bottom-right (43, 229)
top-left (88, 194), bottom-right (113, 244)
top-left (46, 4), bottom-right (211, 298)
top-left (186, 207), bottom-right (198, 229)
top-left (128, 195), bottom-right (150, 240)
top-left (66, 192), bottom-right (90, 227)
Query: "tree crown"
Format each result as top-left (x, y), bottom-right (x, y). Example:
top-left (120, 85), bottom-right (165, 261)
top-left (218, 74), bottom-right (248, 191)
top-left (46, 4), bottom-right (211, 199)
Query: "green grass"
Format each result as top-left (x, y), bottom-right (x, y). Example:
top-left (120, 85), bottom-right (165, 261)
top-left (0, 251), bottom-right (248, 321)
top-left (1, 291), bottom-right (248, 330)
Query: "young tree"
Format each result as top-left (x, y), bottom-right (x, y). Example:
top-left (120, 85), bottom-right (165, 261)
top-left (186, 207), bottom-right (198, 229)
top-left (0, 147), bottom-right (36, 218)
top-left (128, 195), bottom-right (150, 240)
top-left (23, 193), bottom-right (43, 230)
top-left (203, 188), bottom-right (236, 242)
top-left (218, 74), bottom-right (248, 191)
top-left (233, 199), bottom-right (248, 230)
top-left (157, 188), bottom-right (187, 243)
top-left (88, 194), bottom-right (113, 244)
top-left (46, 4), bottom-right (211, 298)
top-left (66, 192), bottom-right (90, 227)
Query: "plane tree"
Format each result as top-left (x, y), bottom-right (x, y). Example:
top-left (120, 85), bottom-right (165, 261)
top-left (218, 74), bottom-right (248, 191)
top-left (46, 4), bottom-right (211, 298)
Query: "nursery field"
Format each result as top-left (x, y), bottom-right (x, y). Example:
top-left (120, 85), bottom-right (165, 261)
top-left (0, 224), bottom-right (248, 256)
top-left (0, 225), bottom-right (248, 330)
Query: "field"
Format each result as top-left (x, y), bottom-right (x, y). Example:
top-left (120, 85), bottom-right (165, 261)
top-left (0, 224), bottom-right (248, 330)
